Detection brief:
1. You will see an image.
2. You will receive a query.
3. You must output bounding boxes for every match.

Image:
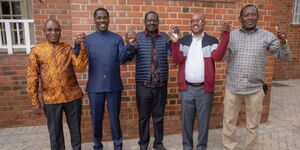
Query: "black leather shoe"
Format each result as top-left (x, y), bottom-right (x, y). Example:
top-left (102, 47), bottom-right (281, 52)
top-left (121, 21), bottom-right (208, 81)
top-left (153, 145), bottom-right (167, 150)
top-left (140, 147), bottom-right (147, 150)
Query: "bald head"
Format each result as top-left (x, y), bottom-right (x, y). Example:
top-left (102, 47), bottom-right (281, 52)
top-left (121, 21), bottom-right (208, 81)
top-left (190, 13), bottom-right (206, 37)
top-left (191, 13), bottom-right (205, 22)
top-left (44, 19), bottom-right (61, 29)
top-left (43, 19), bottom-right (61, 44)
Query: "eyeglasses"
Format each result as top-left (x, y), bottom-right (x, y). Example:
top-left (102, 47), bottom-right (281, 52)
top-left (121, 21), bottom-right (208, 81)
top-left (46, 28), bottom-right (61, 33)
top-left (190, 19), bottom-right (205, 24)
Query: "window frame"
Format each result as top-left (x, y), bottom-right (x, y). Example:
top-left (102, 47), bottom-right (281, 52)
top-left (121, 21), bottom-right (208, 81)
top-left (293, 0), bottom-right (300, 24)
top-left (0, 0), bottom-right (28, 19)
top-left (0, 0), bottom-right (34, 54)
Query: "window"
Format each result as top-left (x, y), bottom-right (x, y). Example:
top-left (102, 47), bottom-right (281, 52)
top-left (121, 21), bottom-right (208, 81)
top-left (0, 0), bottom-right (34, 54)
top-left (1, 0), bottom-right (27, 45)
top-left (293, 0), bottom-right (300, 24)
top-left (0, 0), bottom-right (27, 19)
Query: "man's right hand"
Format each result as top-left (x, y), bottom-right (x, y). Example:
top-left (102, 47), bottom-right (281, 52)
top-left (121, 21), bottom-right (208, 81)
top-left (75, 32), bottom-right (86, 45)
top-left (275, 26), bottom-right (288, 45)
top-left (32, 104), bottom-right (44, 115)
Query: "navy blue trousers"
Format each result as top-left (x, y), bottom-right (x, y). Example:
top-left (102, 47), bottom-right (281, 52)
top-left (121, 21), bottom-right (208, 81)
top-left (88, 92), bottom-right (122, 150)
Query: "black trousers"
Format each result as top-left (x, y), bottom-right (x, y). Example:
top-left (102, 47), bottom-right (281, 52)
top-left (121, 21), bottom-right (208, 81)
top-left (44, 99), bottom-right (82, 150)
top-left (136, 82), bottom-right (167, 149)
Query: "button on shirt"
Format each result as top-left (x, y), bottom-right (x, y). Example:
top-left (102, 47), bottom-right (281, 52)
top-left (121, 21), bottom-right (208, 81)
top-left (74, 31), bottom-right (133, 92)
top-left (149, 34), bottom-right (162, 87)
top-left (185, 33), bottom-right (205, 83)
top-left (224, 28), bottom-right (292, 95)
top-left (27, 42), bottom-right (88, 105)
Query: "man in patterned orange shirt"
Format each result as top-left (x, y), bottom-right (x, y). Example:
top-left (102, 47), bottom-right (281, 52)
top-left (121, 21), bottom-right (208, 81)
top-left (26, 19), bottom-right (88, 150)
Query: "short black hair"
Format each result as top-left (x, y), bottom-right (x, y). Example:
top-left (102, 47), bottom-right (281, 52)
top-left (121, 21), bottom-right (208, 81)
top-left (240, 4), bottom-right (259, 17)
top-left (94, 7), bottom-right (109, 18)
top-left (144, 11), bottom-right (159, 21)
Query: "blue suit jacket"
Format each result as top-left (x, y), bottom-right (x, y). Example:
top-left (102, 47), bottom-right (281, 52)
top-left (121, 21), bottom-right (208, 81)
top-left (74, 31), bottom-right (132, 93)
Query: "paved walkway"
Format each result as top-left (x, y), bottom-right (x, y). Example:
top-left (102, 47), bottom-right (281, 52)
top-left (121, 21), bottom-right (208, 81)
top-left (1, 80), bottom-right (300, 150)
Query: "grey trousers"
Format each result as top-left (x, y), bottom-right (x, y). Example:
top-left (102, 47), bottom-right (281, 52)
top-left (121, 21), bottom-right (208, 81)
top-left (180, 85), bottom-right (214, 150)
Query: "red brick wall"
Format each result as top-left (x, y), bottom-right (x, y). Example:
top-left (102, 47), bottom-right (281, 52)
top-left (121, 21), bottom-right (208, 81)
top-left (272, 0), bottom-right (300, 80)
top-left (1, 0), bottom-right (298, 143)
top-left (33, 0), bottom-right (73, 44)
top-left (0, 54), bottom-right (46, 128)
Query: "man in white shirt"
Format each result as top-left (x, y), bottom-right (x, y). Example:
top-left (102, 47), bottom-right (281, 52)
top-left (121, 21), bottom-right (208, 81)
top-left (170, 14), bottom-right (231, 150)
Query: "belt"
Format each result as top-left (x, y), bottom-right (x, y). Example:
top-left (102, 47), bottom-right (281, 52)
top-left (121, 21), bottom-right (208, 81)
top-left (186, 81), bottom-right (204, 87)
top-left (143, 82), bottom-right (166, 88)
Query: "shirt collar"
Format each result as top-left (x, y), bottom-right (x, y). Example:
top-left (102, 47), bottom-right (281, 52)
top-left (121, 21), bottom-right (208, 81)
top-left (192, 32), bottom-right (205, 40)
top-left (239, 27), bottom-right (259, 33)
top-left (45, 41), bottom-right (63, 47)
top-left (96, 30), bottom-right (109, 35)
top-left (144, 28), bottom-right (161, 36)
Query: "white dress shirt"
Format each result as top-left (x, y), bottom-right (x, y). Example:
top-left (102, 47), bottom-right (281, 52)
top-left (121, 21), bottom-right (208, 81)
top-left (185, 33), bottom-right (205, 83)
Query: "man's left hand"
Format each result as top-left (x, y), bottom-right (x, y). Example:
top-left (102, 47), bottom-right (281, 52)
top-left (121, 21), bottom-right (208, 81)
top-left (75, 32), bottom-right (86, 45)
top-left (221, 22), bottom-right (231, 33)
top-left (277, 29), bottom-right (288, 45)
top-left (125, 31), bottom-right (137, 45)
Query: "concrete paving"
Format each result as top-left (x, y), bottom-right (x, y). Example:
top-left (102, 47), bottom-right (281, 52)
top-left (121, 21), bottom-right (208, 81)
top-left (1, 80), bottom-right (300, 150)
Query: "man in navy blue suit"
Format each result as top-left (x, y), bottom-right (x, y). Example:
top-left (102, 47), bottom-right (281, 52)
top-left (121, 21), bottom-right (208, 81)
top-left (74, 8), bottom-right (133, 150)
